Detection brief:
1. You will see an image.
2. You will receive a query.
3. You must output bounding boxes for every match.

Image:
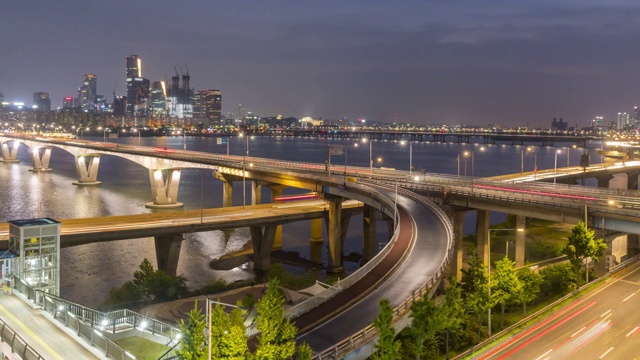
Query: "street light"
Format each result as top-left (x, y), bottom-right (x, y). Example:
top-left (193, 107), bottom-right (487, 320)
top-left (487, 227), bottom-right (524, 337)
top-left (361, 138), bottom-right (372, 177)
top-left (239, 133), bottom-right (251, 208)
top-left (206, 297), bottom-right (243, 360)
top-left (400, 140), bottom-right (414, 175)
top-left (553, 149), bottom-right (562, 184)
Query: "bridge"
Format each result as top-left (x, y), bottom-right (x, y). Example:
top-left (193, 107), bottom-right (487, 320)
top-left (0, 134), bottom-right (639, 359)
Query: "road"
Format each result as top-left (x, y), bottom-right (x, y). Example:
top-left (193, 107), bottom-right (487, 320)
top-left (0, 199), bottom-right (363, 247)
top-left (476, 263), bottom-right (640, 360)
top-left (296, 189), bottom-right (451, 351)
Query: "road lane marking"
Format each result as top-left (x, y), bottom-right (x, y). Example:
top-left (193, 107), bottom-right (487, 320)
top-left (571, 326), bottom-right (586, 337)
top-left (599, 347), bottom-right (613, 359)
top-left (0, 302), bottom-right (64, 360)
top-left (534, 349), bottom-right (552, 360)
top-left (625, 326), bottom-right (638, 337)
top-left (600, 309), bottom-right (611, 317)
top-left (623, 292), bottom-right (635, 302)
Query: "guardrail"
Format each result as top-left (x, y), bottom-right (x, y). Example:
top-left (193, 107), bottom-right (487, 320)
top-left (13, 278), bottom-right (181, 360)
top-left (311, 186), bottom-right (455, 359)
top-left (452, 253), bottom-right (640, 360)
top-left (0, 316), bottom-right (46, 360)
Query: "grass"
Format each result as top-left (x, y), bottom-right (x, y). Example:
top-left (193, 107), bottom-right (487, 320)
top-left (114, 336), bottom-right (171, 360)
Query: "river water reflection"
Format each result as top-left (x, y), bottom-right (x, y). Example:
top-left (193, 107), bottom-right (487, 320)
top-left (0, 135), bottom-right (603, 307)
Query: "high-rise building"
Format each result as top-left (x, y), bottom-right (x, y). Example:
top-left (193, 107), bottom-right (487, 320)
top-left (113, 96), bottom-right (127, 116)
top-left (617, 112), bottom-right (630, 130)
top-left (125, 55), bottom-right (150, 117)
top-left (32, 92), bottom-right (51, 112)
top-left (166, 67), bottom-right (193, 118)
top-left (63, 97), bottom-right (74, 109)
top-left (80, 74), bottom-right (97, 112)
top-left (193, 89), bottom-right (222, 123)
top-left (150, 81), bottom-right (167, 116)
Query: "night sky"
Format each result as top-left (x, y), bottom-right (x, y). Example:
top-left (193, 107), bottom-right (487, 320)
top-left (2, 1), bottom-right (639, 128)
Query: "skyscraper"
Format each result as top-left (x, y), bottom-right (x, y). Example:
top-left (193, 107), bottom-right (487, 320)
top-left (617, 112), bottom-right (630, 130)
top-left (125, 55), bottom-right (150, 117)
top-left (193, 89), bottom-right (222, 123)
top-left (32, 92), bottom-right (51, 112)
top-left (80, 74), bottom-right (97, 112)
top-left (63, 97), bottom-right (74, 109)
top-left (150, 81), bottom-right (167, 116)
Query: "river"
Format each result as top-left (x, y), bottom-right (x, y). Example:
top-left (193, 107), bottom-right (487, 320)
top-left (0, 134), bottom-right (604, 307)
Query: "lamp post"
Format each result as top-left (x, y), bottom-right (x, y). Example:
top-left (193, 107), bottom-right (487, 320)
top-left (400, 140), bottom-right (414, 176)
top-left (521, 147), bottom-right (536, 175)
top-left (207, 298), bottom-right (242, 360)
top-left (487, 228), bottom-right (524, 336)
top-left (239, 133), bottom-right (251, 208)
top-left (361, 138), bottom-right (373, 177)
top-left (553, 149), bottom-right (562, 184)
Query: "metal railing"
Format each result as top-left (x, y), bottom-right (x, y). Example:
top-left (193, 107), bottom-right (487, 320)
top-left (312, 188), bottom-right (455, 359)
top-left (0, 316), bottom-right (46, 360)
top-left (13, 277), bottom-right (181, 360)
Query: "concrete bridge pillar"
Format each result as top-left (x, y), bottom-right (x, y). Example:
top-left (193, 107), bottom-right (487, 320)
top-left (154, 234), bottom-right (184, 276)
top-left (448, 210), bottom-right (465, 281)
top-left (515, 215), bottom-right (526, 267)
top-left (627, 172), bottom-right (639, 190)
top-left (310, 218), bottom-right (323, 263)
top-left (362, 204), bottom-right (377, 262)
top-left (326, 197), bottom-right (345, 273)
top-left (73, 155), bottom-right (102, 186)
top-left (1, 140), bottom-right (20, 163)
top-left (268, 184), bottom-right (286, 249)
top-left (146, 168), bottom-right (184, 208)
top-left (628, 234), bottom-right (639, 258)
top-left (477, 210), bottom-right (490, 266)
top-left (596, 175), bottom-right (612, 188)
top-left (252, 182), bottom-right (262, 205)
top-left (213, 172), bottom-right (235, 208)
top-left (29, 146), bottom-right (53, 172)
top-left (251, 225), bottom-right (278, 272)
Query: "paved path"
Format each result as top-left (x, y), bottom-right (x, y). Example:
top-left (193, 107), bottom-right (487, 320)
top-left (0, 293), bottom-right (103, 359)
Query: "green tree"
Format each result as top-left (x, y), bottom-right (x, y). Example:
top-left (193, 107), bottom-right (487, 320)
top-left (439, 280), bottom-right (466, 359)
top-left (491, 257), bottom-right (521, 329)
top-left (255, 277), bottom-right (297, 360)
top-left (539, 263), bottom-right (574, 298)
top-left (176, 301), bottom-right (207, 360)
top-left (461, 253), bottom-right (492, 342)
top-left (516, 268), bottom-right (543, 315)
top-left (296, 343), bottom-right (314, 360)
top-left (131, 258), bottom-right (189, 301)
top-left (405, 295), bottom-right (442, 359)
top-left (372, 299), bottom-right (401, 360)
top-left (562, 222), bottom-right (606, 289)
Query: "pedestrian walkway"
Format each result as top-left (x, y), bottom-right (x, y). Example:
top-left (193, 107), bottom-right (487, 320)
top-left (0, 293), bottom-right (104, 360)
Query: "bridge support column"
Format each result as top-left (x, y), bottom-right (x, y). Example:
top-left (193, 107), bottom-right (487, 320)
top-left (515, 215), bottom-right (526, 267)
top-left (628, 234), bottom-right (640, 257)
top-left (447, 211), bottom-right (465, 281)
top-left (252, 182), bottom-right (262, 205)
top-left (1, 140), bottom-right (20, 163)
top-left (72, 155), bottom-right (102, 186)
top-left (627, 172), bottom-right (639, 190)
top-left (596, 175), bottom-right (612, 188)
top-left (362, 205), bottom-right (377, 262)
top-left (251, 225), bottom-right (278, 272)
top-left (310, 218), bottom-right (323, 264)
top-left (477, 210), bottom-right (490, 266)
top-left (326, 197), bottom-right (344, 273)
top-left (28, 147), bottom-right (52, 172)
top-left (268, 185), bottom-right (286, 249)
top-left (213, 172), bottom-right (235, 208)
top-left (146, 168), bottom-right (184, 209)
top-left (154, 234), bottom-right (184, 277)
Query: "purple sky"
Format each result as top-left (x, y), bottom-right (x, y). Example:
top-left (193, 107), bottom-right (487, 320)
top-left (1, 1), bottom-right (639, 128)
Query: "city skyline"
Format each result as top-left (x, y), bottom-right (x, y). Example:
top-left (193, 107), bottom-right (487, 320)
top-left (2, 1), bottom-right (640, 127)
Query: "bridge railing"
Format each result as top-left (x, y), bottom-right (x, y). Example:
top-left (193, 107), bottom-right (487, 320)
top-left (284, 183), bottom-right (399, 322)
top-left (312, 186), bottom-right (455, 360)
top-left (13, 278), bottom-right (181, 360)
top-left (0, 316), bottom-right (46, 360)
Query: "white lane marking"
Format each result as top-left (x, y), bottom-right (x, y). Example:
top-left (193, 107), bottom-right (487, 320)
top-left (623, 292), bottom-right (635, 302)
top-left (600, 309), bottom-right (611, 317)
top-left (534, 349), bottom-right (553, 360)
top-left (599, 347), bottom-right (614, 359)
top-left (626, 326), bottom-right (639, 337)
top-left (571, 326), bottom-right (586, 337)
